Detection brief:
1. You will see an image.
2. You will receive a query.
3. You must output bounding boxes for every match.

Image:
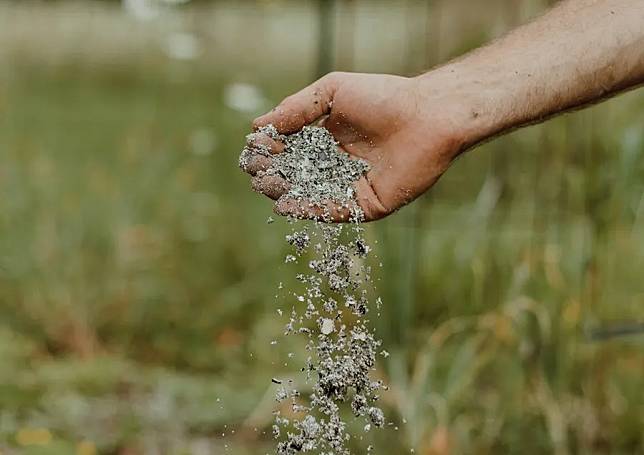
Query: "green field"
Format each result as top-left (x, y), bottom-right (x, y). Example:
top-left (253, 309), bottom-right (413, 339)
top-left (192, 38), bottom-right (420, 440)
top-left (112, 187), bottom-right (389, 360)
top-left (0, 1), bottom-right (642, 454)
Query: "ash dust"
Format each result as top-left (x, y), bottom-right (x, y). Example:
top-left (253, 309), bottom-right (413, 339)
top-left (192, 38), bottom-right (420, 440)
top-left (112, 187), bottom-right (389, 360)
top-left (241, 125), bottom-right (388, 454)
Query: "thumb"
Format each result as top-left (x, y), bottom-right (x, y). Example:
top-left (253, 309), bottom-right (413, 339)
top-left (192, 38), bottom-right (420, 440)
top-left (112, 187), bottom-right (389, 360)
top-left (253, 72), bottom-right (340, 134)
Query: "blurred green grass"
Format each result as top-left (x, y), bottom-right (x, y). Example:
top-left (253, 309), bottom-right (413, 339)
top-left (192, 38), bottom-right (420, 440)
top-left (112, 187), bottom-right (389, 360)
top-left (0, 0), bottom-right (642, 454)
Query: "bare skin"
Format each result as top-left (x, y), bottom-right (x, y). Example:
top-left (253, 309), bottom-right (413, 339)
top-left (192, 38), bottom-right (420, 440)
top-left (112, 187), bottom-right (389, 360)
top-left (241, 0), bottom-right (644, 222)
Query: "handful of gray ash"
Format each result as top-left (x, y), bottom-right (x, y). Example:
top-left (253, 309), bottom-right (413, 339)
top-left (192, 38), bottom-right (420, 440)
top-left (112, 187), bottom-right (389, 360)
top-left (248, 124), bottom-right (370, 219)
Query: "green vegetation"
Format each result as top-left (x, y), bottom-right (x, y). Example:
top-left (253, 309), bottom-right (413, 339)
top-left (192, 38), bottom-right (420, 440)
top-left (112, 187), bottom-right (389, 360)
top-left (0, 1), bottom-right (642, 454)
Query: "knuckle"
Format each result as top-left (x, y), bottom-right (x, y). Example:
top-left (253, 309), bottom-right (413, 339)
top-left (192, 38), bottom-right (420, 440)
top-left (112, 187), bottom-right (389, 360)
top-left (238, 148), bottom-right (254, 171)
top-left (251, 157), bottom-right (271, 174)
top-left (281, 94), bottom-right (297, 107)
top-left (323, 71), bottom-right (346, 83)
top-left (252, 115), bottom-right (268, 130)
top-left (318, 71), bottom-right (346, 91)
top-left (250, 175), bottom-right (263, 192)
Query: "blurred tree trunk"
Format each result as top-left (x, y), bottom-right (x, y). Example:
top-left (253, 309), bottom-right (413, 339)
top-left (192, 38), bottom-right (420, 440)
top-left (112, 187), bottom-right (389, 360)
top-left (425, 0), bottom-right (442, 68)
top-left (317, 0), bottom-right (336, 78)
top-left (336, 0), bottom-right (356, 71)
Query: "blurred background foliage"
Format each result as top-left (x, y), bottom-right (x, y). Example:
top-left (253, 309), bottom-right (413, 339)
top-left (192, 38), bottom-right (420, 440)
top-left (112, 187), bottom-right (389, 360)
top-left (0, 0), bottom-right (642, 453)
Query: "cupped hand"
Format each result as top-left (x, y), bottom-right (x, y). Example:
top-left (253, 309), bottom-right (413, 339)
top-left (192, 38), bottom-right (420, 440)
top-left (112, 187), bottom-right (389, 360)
top-left (240, 71), bottom-right (480, 221)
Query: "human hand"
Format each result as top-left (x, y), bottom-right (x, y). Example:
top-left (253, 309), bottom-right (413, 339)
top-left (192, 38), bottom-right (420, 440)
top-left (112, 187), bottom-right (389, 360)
top-left (241, 1), bottom-right (644, 222)
top-left (240, 71), bottom-right (485, 221)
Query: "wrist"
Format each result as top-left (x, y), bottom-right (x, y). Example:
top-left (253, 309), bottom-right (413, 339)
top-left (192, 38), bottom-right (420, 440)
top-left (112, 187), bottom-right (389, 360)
top-left (412, 62), bottom-right (517, 151)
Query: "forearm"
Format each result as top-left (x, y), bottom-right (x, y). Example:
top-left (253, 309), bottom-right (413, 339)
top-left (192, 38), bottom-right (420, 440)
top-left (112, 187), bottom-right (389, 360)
top-left (416, 0), bottom-right (644, 148)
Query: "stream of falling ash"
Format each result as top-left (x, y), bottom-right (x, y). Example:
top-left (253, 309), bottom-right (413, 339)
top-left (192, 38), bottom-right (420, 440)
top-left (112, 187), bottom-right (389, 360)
top-left (242, 125), bottom-right (389, 454)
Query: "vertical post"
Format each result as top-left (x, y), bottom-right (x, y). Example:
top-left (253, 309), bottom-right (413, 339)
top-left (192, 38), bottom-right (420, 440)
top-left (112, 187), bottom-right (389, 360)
top-left (316, 0), bottom-right (336, 78)
top-left (425, 0), bottom-right (440, 69)
top-left (336, 0), bottom-right (356, 71)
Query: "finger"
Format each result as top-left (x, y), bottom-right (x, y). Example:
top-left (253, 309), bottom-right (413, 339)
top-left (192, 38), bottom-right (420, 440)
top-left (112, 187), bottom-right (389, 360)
top-left (239, 148), bottom-right (272, 175)
top-left (251, 173), bottom-right (290, 201)
top-left (353, 176), bottom-right (390, 221)
top-left (273, 197), bottom-right (355, 223)
top-left (253, 73), bottom-right (339, 134)
top-left (246, 132), bottom-right (285, 155)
